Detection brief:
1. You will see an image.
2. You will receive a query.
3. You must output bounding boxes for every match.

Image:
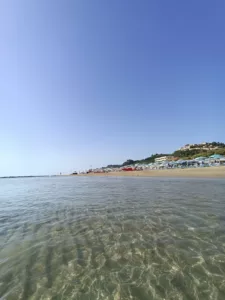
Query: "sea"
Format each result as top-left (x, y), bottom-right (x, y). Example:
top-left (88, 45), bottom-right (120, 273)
top-left (0, 176), bottom-right (225, 300)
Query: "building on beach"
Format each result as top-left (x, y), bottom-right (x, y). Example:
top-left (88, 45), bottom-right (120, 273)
top-left (155, 156), bottom-right (174, 163)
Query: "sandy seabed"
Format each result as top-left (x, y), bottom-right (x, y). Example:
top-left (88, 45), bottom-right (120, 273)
top-left (78, 166), bottom-right (225, 178)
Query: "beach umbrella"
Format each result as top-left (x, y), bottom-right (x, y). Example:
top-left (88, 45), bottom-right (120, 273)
top-left (194, 156), bottom-right (207, 161)
top-left (209, 154), bottom-right (224, 159)
top-left (176, 160), bottom-right (186, 164)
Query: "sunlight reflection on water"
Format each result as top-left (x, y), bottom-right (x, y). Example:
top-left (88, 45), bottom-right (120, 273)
top-left (0, 176), bottom-right (225, 299)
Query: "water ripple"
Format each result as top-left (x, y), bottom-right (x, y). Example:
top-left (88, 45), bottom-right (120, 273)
top-left (0, 176), bottom-right (225, 299)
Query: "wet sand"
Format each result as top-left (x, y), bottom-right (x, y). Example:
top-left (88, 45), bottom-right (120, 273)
top-left (79, 166), bottom-right (225, 178)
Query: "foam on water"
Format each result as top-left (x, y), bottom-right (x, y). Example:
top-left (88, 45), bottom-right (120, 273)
top-left (0, 176), bottom-right (225, 299)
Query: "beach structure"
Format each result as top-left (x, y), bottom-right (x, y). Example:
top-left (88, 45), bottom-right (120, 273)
top-left (208, 154), bottom-right (225, 166)
top-left (209, 154), bottom-right (224, 160)
top-left (155, 156), bottom-right (174, 163)
top-left (194, 156), bottom-right (207, 161)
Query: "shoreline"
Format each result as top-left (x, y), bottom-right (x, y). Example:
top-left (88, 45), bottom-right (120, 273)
top-left (77, 166), bottom-right (225, 178)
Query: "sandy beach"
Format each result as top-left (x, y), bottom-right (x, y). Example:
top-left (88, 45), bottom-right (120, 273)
top-left (78, 166), bottom-right (225, 178)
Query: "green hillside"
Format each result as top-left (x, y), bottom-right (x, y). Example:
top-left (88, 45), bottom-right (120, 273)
top-left (106, 142), bottom-right (225, 168)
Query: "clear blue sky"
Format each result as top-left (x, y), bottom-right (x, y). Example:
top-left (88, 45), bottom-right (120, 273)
top-left (0, 0), bottom-right (224, 176)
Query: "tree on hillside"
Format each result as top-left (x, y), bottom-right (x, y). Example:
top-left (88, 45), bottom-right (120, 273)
top-left (211, 142), bottom-right (225, 147)
top-left (122, 159), bottom-right (135, 166)
top-left (173, 149), bottom-right (207, 158)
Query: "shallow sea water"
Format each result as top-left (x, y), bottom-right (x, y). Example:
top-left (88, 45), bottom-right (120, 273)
top-left (0, 176), bottom-right (225, 300)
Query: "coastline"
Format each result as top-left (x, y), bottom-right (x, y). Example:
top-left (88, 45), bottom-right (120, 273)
top-left (77, 166), bottom-right (225, 178)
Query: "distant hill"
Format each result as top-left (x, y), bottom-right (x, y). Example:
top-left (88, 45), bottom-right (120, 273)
top-left (173, 147), bottom-right (225, 160)
top-left (173, 141), bottom-right (225, 159)
top-left (105, 142), bottom-right (225, 168)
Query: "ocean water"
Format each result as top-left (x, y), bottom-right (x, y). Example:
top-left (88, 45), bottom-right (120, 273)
top-left (0, 176), bottom-right (225, 300)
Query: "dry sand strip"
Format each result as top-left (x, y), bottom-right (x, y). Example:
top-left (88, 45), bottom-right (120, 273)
top-left (77, 166), bottom-right (225, 178)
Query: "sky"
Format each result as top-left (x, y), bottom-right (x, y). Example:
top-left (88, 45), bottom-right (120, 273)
top-left (0, 0), bottom-right (224, 176)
